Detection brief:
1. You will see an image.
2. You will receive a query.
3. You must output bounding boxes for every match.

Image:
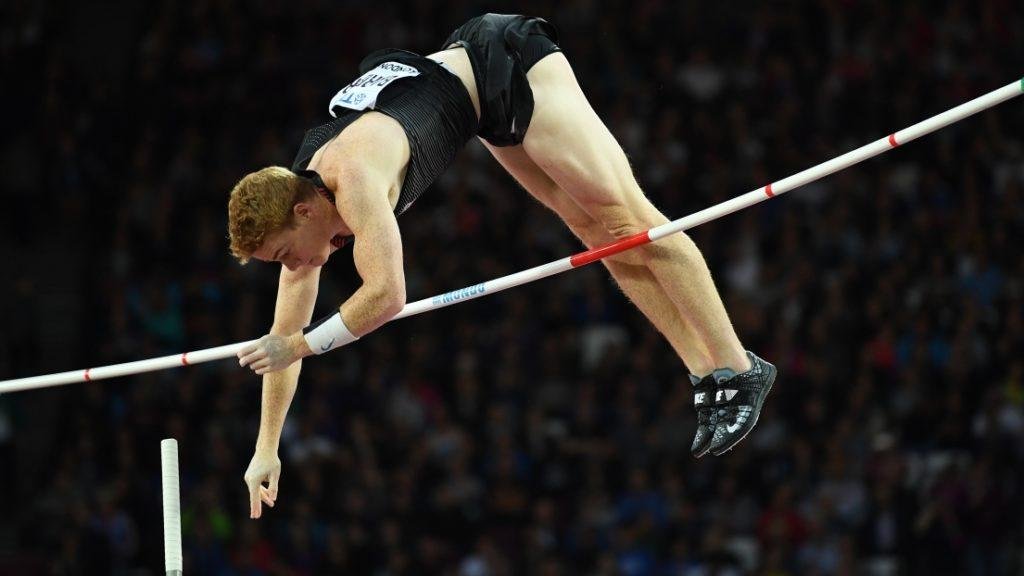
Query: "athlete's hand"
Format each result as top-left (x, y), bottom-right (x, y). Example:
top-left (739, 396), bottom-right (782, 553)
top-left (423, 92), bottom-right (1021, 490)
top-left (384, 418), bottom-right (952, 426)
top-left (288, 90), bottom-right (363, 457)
top-left (237, 331), bottom-right (313, 375)
top-left (243, 449), bottom-right (281, 519)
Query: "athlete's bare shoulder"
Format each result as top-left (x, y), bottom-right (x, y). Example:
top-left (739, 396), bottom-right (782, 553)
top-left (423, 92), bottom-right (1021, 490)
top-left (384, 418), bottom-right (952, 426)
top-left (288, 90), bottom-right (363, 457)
top-left (308, 113), bottom-right (410, 210)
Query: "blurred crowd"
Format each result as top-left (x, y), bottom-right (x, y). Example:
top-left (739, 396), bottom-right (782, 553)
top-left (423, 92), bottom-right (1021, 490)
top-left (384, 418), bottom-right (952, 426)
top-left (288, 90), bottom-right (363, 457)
top-left (2, 0), bottom-right (1023, 574)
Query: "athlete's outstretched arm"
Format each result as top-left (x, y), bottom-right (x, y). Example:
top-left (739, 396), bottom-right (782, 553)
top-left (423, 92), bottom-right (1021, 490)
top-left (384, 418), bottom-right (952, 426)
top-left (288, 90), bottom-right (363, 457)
top-left (236, 165), bottom-right (405, 375)
top-left (335, 166), bottom-right (407, 334)
top-left (244, 264), bottom-right (319, 519)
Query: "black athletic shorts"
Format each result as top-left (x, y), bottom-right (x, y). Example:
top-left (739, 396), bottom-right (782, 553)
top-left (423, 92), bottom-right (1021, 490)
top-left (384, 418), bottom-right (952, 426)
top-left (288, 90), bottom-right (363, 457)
top-left (443, 13), bottom-right (561, 147)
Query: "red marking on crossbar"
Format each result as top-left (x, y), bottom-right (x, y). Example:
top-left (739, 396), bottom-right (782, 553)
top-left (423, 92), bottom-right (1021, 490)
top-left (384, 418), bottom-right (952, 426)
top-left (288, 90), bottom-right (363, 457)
top-left (570, 231), bottom-right (651, 267)
top-left (84, 369), bottom-right (91, 382)
top-left (181, 353), bottom-right (190, 366)
top-left (765, 183), bottom-right (774, 198)
top-left (888, 133), bottom-right (899, 147)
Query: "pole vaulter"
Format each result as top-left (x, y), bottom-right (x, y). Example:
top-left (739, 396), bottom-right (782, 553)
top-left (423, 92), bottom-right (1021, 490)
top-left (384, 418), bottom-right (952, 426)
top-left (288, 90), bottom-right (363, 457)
top-left (1, 77), bottom-right (1021, 395)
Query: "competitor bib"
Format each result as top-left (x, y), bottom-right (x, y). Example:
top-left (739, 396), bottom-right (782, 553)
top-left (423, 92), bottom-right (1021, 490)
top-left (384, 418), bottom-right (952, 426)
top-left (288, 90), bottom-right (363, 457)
top-left (329, 62), bottom-right (421, 115)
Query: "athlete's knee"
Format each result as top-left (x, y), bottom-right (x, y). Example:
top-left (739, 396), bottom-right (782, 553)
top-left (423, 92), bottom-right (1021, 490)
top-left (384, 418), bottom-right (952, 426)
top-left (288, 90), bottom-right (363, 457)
top-left (579, 218), bottom-right (659, 267)
top-left (595, 201), bottom-right (667, 241)
top-left (564, 218), bottom-right (608, 249)
top-left (605, 208), bottom-right (696, 266)
top-left (558, 216), bottom-right (639, 266)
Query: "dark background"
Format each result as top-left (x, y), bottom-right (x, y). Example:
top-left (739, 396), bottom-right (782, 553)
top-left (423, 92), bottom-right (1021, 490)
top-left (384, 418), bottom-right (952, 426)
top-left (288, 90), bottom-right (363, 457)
top-left (1, 0), bottom-right (1023, 574)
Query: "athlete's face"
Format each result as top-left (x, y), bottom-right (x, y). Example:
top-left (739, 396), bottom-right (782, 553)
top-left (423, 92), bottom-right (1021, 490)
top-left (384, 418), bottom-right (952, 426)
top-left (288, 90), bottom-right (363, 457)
top-left (252, 203), bottom-right (340, 271)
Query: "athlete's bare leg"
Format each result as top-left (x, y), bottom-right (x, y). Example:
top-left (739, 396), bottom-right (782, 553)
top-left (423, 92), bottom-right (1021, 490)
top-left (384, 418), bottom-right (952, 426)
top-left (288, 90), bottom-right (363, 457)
top-left (483, 142), bottom-right (715, 376)
top-left (520, 52), bottom-right (750, 373)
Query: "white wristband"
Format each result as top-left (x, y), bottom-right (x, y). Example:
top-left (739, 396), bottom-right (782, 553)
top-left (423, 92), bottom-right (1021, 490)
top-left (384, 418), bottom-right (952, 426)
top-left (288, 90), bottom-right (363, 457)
top-left (303, 313), bottom-right (358, 354)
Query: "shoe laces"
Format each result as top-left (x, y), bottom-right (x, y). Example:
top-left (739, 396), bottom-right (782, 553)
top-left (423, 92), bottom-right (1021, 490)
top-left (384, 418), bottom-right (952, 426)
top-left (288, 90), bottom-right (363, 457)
top-left (697, 407), bottom-right (718, 425)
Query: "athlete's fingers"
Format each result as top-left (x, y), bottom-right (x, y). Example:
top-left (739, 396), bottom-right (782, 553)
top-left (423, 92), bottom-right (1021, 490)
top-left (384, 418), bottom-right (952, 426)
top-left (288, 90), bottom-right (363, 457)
top-left (237, 343), bottom-right (258, 361)
top-left (246, 478), bottom-right (261, 519)
top-left (259, 485), bottom-right (275, 507)
top-left (268, 470), bottom-right (280, 501)
top-left (251, 358), bottom-right (274, 374)
top-left (238, 348), bottom-right (266, 368)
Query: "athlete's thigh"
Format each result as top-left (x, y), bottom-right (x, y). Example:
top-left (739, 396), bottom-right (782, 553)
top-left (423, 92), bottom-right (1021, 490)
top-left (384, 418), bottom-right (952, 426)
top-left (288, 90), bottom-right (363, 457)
top-left (480, 140), bottom-right (594, 230)
top-left (483, 140), bottom-right (646, 264)
top-left (522, 52), bottom-right (665, 226)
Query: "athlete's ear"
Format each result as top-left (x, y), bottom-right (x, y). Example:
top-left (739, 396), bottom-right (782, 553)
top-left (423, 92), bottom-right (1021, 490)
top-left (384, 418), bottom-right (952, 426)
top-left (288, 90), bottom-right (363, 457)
top-left (293, 202), bottom-right (313, 220)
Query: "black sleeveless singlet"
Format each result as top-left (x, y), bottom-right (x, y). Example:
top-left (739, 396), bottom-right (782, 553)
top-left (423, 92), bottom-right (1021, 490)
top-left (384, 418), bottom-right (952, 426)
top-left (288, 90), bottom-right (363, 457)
top-left (292, 49), bottom-right (478, 216)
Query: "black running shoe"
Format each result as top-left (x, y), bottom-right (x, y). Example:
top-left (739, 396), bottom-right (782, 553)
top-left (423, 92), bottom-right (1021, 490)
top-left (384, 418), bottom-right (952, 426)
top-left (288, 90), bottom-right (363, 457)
top-left (708, 351), bottom-right (777, 456)
top-left (690, 373), bottom-right (717, 458)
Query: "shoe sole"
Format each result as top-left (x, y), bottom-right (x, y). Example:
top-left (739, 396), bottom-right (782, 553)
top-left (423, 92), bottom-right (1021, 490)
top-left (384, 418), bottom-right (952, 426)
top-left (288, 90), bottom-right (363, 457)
top-left (710, 362), bottom-right (777, 456)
